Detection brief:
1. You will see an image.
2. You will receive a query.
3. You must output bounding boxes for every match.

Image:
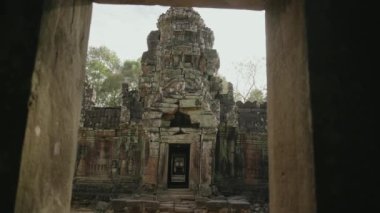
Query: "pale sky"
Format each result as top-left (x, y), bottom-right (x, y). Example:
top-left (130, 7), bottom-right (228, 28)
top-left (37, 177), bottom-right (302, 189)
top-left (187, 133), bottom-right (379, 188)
top-left (88, 4), bottom-right (267, 93)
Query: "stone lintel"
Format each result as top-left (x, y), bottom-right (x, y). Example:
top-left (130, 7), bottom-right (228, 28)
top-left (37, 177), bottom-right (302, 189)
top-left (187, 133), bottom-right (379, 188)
top-left (159, 107), bottom-right (178, 114)
top-left (162, 98), bottom-right (178, 104)
top-left (179, 99), bottom-right (201, 108)
top-left (93, 0), bottom-right (265, 10)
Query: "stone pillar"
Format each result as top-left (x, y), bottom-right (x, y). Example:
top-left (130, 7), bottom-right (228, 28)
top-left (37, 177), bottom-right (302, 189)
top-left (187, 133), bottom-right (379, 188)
top-left (199, 139), bottom-right (213, 196)
top-left (266, 0), bottom-right (316, 212)
top-left (76, 156), bottom-right (86, 177)
top-left (97, 141), bottom-right (107, 176)
top-left (120, 145), bottom-right (128, 176)
top-left (143, 140), bottom-right (160, 188)
top-left (120, 160), bottom-right (127, 176)
top-left (14, 1), bottom-right (93, 212)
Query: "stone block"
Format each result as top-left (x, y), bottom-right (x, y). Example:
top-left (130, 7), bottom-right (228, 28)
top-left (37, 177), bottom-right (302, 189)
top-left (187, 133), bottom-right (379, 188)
top-left (158, 103), bottom-right (178, 110)
top-left (143, 111), bottom-right (162, 119)
top-left (159, 106), bottom-right (177, 114)
top-left (146, 119), bottom-right (161, 127)
top-left (184, 93), bottom-right (202, 99)
top-left (170, 94), bottom-right (183, 99)
top-left (180, 99), bottom-right (201, 108)
top-left (162, 98), bottom-right (178, 104)
top-left (199, 113), bottom-right (218, 128)
top-left (200, 184), bottom-right (213, 197)
top-left (149, 132), bottom-right (160, 142)
top-left (186, 111), bottom-right (202, 123)
top-left (194, 209), bottom-right (207, 213)
top-left (227, 198), bottom-right (250, 211)
top-left (206, 199), bottom-right (228, 210)
top-left (161, 120), bottom-right (171, 127)
top-left (111, 198), bottom-right (128, 212)
top-left (143, 157), bottom-right (158, 185)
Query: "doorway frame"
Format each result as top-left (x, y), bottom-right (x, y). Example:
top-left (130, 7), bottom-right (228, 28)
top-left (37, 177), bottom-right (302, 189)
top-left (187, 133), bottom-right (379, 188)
top-left (167, 143), bottom-right (190, 189)
top-left (14, 1), bottom-right (316, 213)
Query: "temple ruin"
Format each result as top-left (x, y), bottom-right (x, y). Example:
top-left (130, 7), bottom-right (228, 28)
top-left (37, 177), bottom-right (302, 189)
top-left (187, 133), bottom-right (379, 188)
top-left (72, 7), bottom-right (268, 212)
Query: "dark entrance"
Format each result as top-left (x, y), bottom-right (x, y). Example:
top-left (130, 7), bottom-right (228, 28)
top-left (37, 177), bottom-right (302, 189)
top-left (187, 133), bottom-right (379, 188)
top-left (168, 144), bottom-right (190, 188)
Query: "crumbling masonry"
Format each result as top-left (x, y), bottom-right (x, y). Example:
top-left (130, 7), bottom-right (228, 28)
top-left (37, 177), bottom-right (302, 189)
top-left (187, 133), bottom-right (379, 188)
top-left (72, 7), bottom-right (267, 212)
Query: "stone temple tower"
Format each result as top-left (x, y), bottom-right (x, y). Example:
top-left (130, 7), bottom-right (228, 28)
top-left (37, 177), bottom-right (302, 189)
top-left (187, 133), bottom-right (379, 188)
top-left (139, 7), bottom-right (223, 195)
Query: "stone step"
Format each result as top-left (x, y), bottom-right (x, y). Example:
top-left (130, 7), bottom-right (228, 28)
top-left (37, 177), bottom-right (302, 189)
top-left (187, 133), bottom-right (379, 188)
top-left (160, 204), bottom-right (174, 210)
top-left (174, 206), bottom-right (195, 213)
top-left (164, 193), bottom-right (194, 197)
top-left (159, 205), bottom-right (174, 207)
top-left (159, 202), bottom-right (195, 206)
top-left (176, 202), bottom-right (195, 205)
top-left (174, 205), bottom-right (195, 209)
top-left (166, 189), bottom-right (193, 193)
top-left (160, 202), bottom-right (174, 205)
top-left (158, 195), bottom-right (195, 201)
top-left (156, 189), bottom-right (197, 212)
top-left (159, 200), bottom-right (196, 213)
top-left (159, 207), bottom-right (174, 212)
top-left (158, 193), bottom-right (193, 197)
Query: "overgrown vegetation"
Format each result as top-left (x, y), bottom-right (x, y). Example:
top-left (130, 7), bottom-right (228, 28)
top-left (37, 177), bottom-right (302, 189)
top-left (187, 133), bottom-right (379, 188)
top-left (86, 46), bottom-right (141, 106)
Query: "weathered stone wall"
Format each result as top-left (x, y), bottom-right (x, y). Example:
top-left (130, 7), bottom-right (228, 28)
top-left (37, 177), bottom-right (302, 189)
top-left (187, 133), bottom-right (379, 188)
top-left (72, 126), bottom-right (144, 204)
top-left (237, 101), bottom-right (267, 184)
top-left (214, 83), bottom-right (238, 183)
top-left (215, 94), bottom-right (268, 202)
top-left (73, 8), bottom-right (269, 203)
top-left (83, 107), bottom-right (121, 129)
top-left (139, 7), bottom-right (223, 195)
top-left (72, 84), bottom-right (145, 202)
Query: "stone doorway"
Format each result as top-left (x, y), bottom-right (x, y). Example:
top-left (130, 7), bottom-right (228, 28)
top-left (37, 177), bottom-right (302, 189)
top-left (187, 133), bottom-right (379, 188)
top-left (9, 1), bottom-right (319, 212)
top-left (167, 144), bottom-right (190, 188)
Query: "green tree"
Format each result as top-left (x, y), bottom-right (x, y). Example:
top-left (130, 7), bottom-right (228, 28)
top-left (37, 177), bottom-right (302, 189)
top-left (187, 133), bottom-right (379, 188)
top-left (121, 59), bottom-right (142, 90)
top-left (86, 46), bottom-right (122, 106)
top-left (85, 46), bottom-right (141, 106)
top-left (100, 73), bottom-right (124, 106)
top-left (247, 88), bottom-right (266, 103)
